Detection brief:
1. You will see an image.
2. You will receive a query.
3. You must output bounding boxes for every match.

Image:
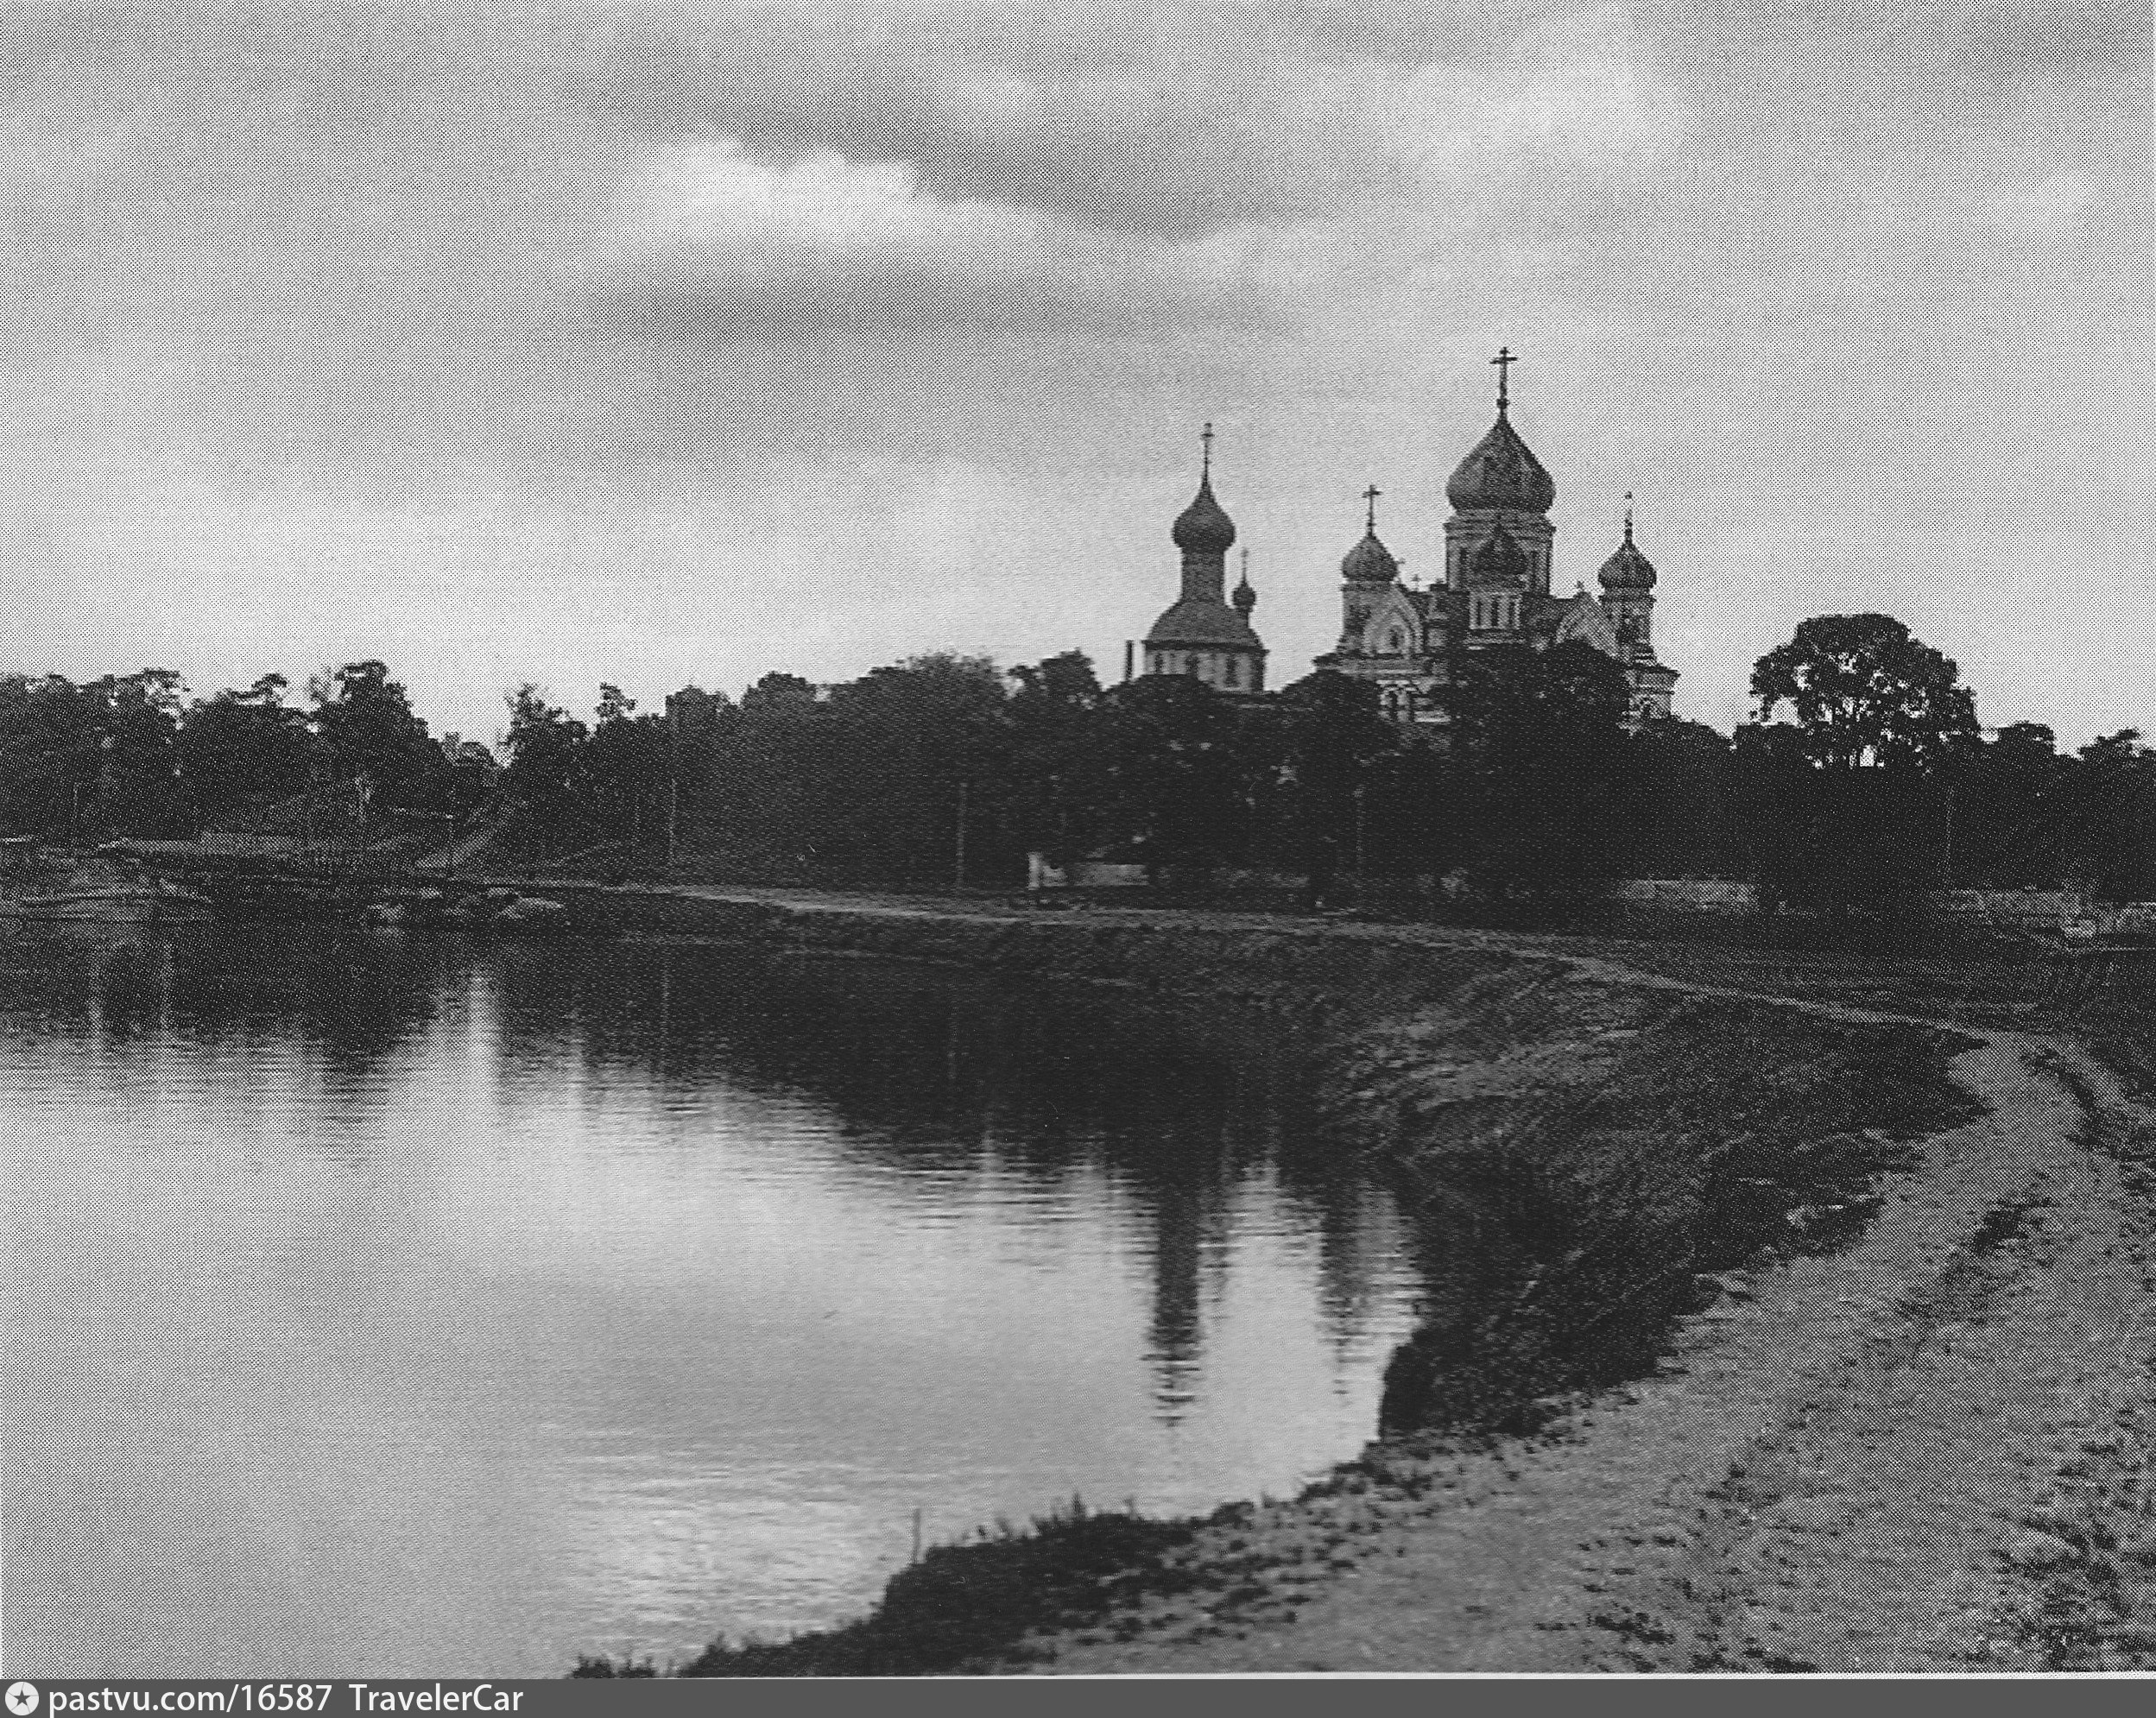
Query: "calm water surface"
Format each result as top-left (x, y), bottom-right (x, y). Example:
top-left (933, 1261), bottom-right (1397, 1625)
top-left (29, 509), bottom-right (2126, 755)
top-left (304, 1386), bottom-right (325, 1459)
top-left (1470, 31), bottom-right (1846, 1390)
top-left (3, 925), bottom-right (1427, 1677)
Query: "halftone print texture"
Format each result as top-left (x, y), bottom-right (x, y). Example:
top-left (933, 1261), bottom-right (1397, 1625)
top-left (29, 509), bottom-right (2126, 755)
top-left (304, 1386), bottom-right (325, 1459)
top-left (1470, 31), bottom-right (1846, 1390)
top-left (3, 0), bottom-right (2151, 1684)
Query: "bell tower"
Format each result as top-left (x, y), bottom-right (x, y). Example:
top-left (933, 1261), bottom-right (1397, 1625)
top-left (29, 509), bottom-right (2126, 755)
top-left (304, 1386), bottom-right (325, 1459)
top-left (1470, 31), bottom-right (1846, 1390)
top-left (1140, 424), bottom-right (1268, 694)
top-left (1596, 496), bottom-right (1679, 723)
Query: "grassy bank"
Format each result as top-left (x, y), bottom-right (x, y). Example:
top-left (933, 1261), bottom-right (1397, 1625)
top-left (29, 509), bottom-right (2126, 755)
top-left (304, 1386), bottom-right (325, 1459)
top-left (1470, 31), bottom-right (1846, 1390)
top-left (561, 899), bottom-right (1980, 1677)
top-left (1336, 975), bottom-right (1977, 1434)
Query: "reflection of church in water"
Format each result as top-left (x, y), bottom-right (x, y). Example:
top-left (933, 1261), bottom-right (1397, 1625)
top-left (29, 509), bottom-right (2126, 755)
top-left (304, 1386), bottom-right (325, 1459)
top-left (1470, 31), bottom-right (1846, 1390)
top-left (1138, 351), bottom-right (1679, 728)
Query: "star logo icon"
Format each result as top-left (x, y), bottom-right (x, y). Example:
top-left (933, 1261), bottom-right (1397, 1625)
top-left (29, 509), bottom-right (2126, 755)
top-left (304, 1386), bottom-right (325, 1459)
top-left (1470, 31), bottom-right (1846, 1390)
top-left (5, 1683), bottom-right (38, 1715)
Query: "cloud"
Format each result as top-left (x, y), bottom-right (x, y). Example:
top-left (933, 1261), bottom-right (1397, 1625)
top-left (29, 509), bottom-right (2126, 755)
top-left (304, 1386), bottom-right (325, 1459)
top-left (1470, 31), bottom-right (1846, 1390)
top-left (935, 3), bottom-right (1691, 204)
top-left (593, 7), bottom-right (1691, 344)
top-left (1384, 14), bottom-right (1691, 173)
top-left (617, 137), bottom-right (1048, 267)
top-left (597, 134), bottom-right (1333, 343)
top-left (0, 0), bottom-right (2139, 752)
top-left (0, 0), bottom-right (1703, 482)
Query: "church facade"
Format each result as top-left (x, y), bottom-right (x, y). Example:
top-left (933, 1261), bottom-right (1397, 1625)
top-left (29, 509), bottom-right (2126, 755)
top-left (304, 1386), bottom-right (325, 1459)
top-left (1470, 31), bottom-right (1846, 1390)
top-left (1138, 426), bottom-right (1268, 696)
top-left (1138, 354), bottom-right (1678, 728)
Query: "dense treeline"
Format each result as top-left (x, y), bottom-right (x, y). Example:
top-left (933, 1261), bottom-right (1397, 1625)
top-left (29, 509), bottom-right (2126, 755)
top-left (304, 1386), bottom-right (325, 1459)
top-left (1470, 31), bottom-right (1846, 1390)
top-left (0, 661), bottom-right (490, 849)
top-left (492, 624), bottom-right (2156, 909)
top-left (3, 613), bottom-right (2150, 909)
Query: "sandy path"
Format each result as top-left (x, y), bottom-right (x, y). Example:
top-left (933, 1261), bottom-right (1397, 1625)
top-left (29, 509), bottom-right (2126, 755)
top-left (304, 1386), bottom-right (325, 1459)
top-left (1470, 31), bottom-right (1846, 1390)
top-left (639, 890), bottom-right (2156, 1671)
top-left (1008, 969), bottom-right (2156, 1672)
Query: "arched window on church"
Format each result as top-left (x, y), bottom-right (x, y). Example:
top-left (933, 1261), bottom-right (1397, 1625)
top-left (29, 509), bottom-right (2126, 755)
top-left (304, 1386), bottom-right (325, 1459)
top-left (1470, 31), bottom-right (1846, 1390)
top-left (1388, 627), bottom-right (1406, 654)
top-left (1224, 656), bottom-right (1240, 688)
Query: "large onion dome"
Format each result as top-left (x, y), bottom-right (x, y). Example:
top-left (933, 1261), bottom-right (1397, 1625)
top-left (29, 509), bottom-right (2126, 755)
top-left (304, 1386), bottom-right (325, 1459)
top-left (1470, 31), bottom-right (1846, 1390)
top-left (1445, 413), bottom-right (1556, 515)
top-left (1340, 527), bottom-right (1400, 586)
top-left (1171, 471), bottom-right (1236, 554)
top-left (1468, 514), bottom-right (1532, 584)
top-left (1597, 512), bottom-right (1658, 591)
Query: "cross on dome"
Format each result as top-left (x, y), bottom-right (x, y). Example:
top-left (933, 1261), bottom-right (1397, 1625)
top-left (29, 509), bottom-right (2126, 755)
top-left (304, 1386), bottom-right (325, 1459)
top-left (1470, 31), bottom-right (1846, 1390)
top-left (1491, 346), bottom-right (1517, 411)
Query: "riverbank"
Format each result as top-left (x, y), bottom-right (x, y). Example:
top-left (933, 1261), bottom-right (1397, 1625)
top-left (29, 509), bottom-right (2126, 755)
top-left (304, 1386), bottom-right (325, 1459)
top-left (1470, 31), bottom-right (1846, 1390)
top-left (554, 889), bottom-right (2156, 1674)
top-left (1007, 1028), bottom-right (2156, 1673)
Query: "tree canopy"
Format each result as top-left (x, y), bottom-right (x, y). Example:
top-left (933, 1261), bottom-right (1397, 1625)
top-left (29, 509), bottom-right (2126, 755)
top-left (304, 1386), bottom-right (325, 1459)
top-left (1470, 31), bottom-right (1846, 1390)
top-left (4, 610), bottom-right (2140, 913)
top-left (309, 660), bottom-right (450, 817)
top-left (1750, 613), bottom-right (1979, 772)
top-left (1444, 641), bottom-right (1635, 900)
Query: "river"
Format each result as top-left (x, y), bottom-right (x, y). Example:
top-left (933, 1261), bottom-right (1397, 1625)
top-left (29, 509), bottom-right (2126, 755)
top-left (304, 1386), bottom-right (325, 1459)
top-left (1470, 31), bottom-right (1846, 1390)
top-left (2, 923), bottom-right (1428, 1677)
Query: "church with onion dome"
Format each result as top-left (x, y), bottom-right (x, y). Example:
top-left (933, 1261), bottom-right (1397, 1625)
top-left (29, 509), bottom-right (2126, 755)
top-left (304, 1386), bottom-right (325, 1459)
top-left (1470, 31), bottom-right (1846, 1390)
top-left (1138, 424), bottom-right (1268, 696)
top-left (1135, 351), bottom-right (1679, 729)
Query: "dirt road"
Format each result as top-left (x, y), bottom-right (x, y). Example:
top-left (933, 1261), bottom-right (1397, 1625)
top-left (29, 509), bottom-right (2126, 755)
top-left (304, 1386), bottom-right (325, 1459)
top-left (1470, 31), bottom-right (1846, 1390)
top-left (1011, 990), bottom-right (2156, 1671)
top-left (630, 889), bottom-right (2156, 1673)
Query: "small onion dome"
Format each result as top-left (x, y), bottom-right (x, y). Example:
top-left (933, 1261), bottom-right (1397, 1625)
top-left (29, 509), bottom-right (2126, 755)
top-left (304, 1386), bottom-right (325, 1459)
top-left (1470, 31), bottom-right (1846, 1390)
top-left (1597, 517), bottom-right (1657, 591)
top-left (1231, 569), bottom-right (1257, 616)
top-left (1468, 514), bottom-right (1531, 584)
top-left (1172, 472), bottom-right (1236, 554)
top-left (1340, 527), bottom-right (1400, 586)
top-left (1146, 597), bottom-right (1262, 648)
top-left (1445, 414), bottom-right (1556, 515)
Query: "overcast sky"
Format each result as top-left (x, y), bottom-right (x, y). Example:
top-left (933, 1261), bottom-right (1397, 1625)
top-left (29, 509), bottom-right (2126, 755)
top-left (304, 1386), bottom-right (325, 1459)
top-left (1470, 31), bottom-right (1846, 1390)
top-left (1, 0), bottom-right (2147, 747)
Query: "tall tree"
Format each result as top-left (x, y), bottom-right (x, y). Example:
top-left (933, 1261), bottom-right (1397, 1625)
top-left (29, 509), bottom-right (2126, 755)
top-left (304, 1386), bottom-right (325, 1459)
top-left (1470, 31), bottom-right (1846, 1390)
top-left (1445, 641), bottom-right (1634, 901)
top-left (179, 673), bottom-right (313, 824)
top-left (0, 675), bottom-right (104, 837)
top-left (1269, 669), bottom-right (1398, 885)
top-left (583, 685), bottom-right (672, 860)
top-left (1950, 721), bottom-right (2064, 887)
top-left (819, 654), bottom-right (1011, 885)
top-left (501, 685), bottom-right (590, 857)
top-left (713, 675), bottom-right (821, 876)
top-left (2058, 731), bottom-right (2156, 901)
top-left (1750, 613), bottom-right (1979, 772)
top-left (1006, 650), bottom-right (1103, 868)
top-left (1085, 674), bottom-right (1248, 877)
top-left (94, 670), bottom-right (193, 837)
top-left (309, 660), bottom-right (447, 828)
top-left (1728, 719), bottom-right (1826, 917)
top-left (1623, 718), bottom-right (1736, 878)
top-left (1742, 615), bottom-right (1978, 921)
top-left (661, 685), bottom-right (735, 863)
